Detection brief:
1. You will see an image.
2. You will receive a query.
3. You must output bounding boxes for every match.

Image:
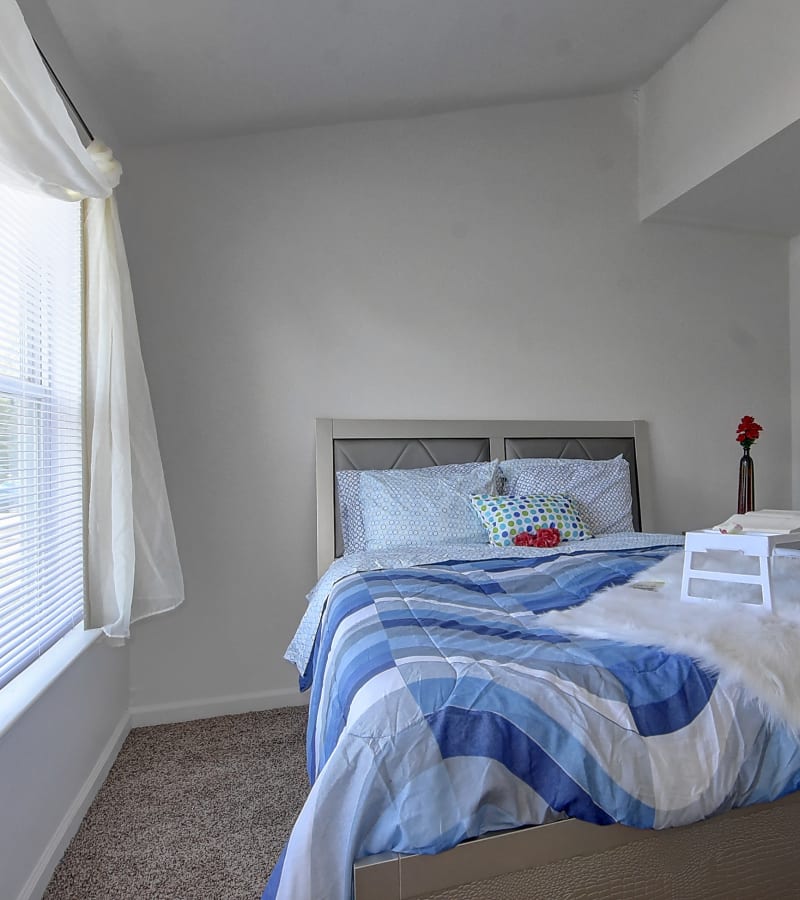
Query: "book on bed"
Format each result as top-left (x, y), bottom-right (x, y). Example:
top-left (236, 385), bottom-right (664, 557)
top-left (714, 509), bottom-right (800, 534)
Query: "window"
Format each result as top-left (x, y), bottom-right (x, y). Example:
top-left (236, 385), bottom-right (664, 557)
top-left (0, 184), bottom-right (84, 690)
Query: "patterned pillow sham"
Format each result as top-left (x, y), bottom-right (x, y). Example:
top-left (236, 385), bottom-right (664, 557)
top-left (502, 456), bottom-right (634, 535)
top-left (470, 493), bottom-right (592, 547)
top-left (336, 469), bottom-right (368, 554)
top-left (354, 461), bottom-right (500, 552)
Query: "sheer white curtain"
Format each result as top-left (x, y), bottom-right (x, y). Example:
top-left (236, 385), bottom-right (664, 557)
top-left (0, 0), bottom-right (184, 639)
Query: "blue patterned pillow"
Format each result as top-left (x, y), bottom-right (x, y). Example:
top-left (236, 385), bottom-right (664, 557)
top-left (502, 456), bottom-right (634, 535)
top-left (469, 493), bottom-right (592, 547)
top-left (336, 469), bottom-right (367, 554)
top-left (357, 461), bottom-right (500, 552)
top-left (337, 461), bottom-right (500, 554)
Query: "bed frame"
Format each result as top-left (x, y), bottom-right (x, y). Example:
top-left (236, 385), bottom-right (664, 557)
top-left (315, 418), bottom-right (648, 577)
top-left (315, 418), bottom-right (800, 900)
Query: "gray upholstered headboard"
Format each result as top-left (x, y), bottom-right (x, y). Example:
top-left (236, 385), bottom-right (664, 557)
top-left (315, 419), bottom-right (651, 577)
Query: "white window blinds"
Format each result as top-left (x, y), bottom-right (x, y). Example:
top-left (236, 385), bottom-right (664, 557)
top-left (0, 184), bottom-right (84, 690)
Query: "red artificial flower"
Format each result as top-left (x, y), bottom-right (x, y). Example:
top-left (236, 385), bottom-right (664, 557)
top-left (513, 528), bottom-right (561, 548)
top-left (533, 527), bottom-right (561, 548)
top-left (735, 415), bottom-right (763, 449)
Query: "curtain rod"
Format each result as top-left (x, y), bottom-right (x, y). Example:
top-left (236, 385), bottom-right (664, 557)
top-left (33, 38), bottom-right (95, 144)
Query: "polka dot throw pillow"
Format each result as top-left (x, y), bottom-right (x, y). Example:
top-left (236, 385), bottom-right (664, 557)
top-left (470, 494), bottom-right (592, 547)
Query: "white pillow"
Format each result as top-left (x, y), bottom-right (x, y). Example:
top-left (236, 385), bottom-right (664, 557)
top-left (357, 461), bottom-right (500, 551)
top-left (505, 456), bottom-right (634, 535)
top-left (336, 469), bottom-right (368, 554)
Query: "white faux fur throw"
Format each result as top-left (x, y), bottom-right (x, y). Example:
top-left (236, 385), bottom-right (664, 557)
top-left (538, 549), bottom-right (800, 731)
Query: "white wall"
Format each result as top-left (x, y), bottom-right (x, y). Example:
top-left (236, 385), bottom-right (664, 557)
top-left (638, 0), bottom-right (800, 220)
top-left (0, 641), bottom-right (129, 900)
top-left (118, 92), bottom-right (790, 714)
top-left (791, 236), bottom-right (800, 507)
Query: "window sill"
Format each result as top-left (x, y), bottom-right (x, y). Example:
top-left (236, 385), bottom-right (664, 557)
top-left (0, 624), bottom-right (102, 739)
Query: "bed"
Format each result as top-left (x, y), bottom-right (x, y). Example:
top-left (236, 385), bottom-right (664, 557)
top-left (264, 419), bottom-right (800, 900)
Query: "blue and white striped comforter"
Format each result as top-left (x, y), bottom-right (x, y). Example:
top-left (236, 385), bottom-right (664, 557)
top-left (264, 539), bottom-right (800, 900)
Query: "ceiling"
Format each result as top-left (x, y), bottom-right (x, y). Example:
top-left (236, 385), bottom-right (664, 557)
top-left (25, 0), bottom-right (727, 148)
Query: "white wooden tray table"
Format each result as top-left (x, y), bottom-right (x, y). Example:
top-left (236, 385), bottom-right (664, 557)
top-left (681, 529), bottom-right (800, 611)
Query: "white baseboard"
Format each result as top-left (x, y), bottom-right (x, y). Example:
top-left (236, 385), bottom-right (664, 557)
top-left (17, 710), bottom-right (131, 900)
top-left (129, 687), bottom-right (309, 728)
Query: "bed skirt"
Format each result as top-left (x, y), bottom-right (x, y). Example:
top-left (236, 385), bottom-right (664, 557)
top-left (354, 791), bottom-right (800, 900)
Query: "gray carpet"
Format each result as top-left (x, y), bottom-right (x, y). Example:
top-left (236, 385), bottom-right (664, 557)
top-left (44, 705), bottom-right (309, 900)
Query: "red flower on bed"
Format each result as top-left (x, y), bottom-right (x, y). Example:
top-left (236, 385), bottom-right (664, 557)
top-left (513, 527), bottom-right (561, 548)
top-left (736, 415), bottom-right (763, 450)
top-left (533, 527), bottom-right (561, 548)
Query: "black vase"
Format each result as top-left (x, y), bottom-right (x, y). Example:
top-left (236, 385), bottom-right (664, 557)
top-left (737, 446), bottom-right (754, 514)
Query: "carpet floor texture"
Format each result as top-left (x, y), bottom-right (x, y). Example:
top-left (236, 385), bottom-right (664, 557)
top-left (44, 705), bottom-right (309, 900)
